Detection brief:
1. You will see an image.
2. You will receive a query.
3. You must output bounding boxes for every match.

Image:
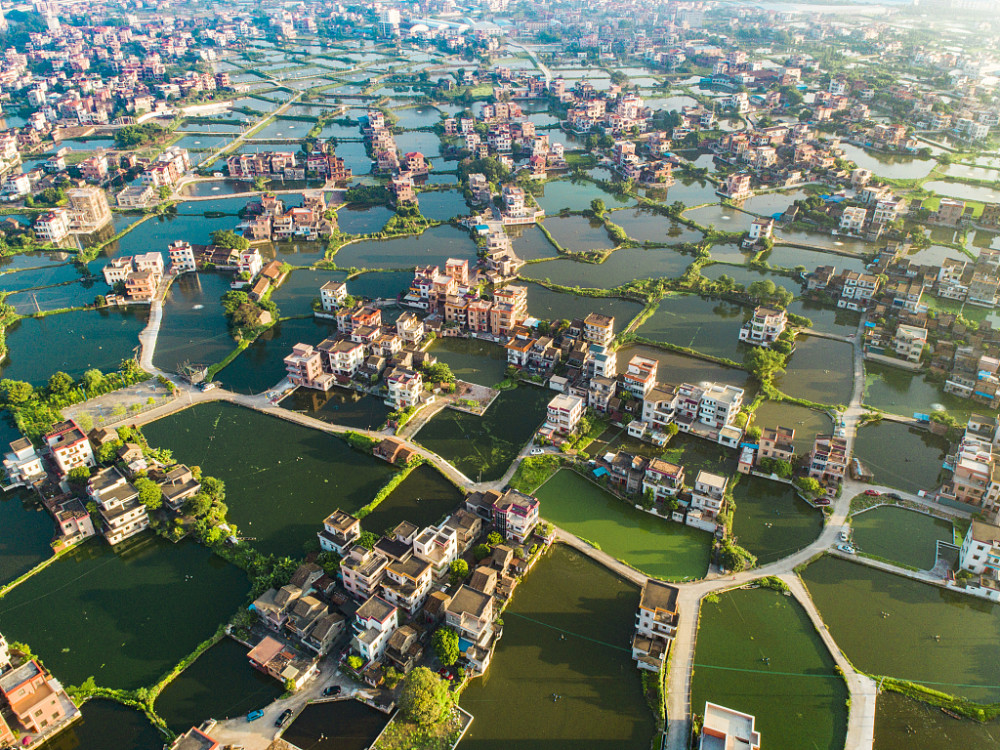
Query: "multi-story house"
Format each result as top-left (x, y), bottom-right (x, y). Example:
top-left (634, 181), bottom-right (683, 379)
top-left (583, 313), bottom-right (615, 347)
top-left (544, 393), bottom-right (584, 435)
top-left (839, 206), bottom-right (868, 234)
top-left (44, 420), bottom-right (95, 475)
top-left (489, 489), bottom-right (539, 544)
top-left (444, 585), bottom-right (494, 647)
top-left (88, 467), bottom-right (150, 545)
top-left (34, 209), bottom-right (71, 242)
top-left (588, 375), bottom-right (617, 413)
top-left (622, 355), bottom-right (658, 399)
top-left (385, 367), bottom-right (422, 410)
top-left (319, 338), bottom-right (365, 379)
top-left (381, 556), bottom-right (433, 616)
top-left (698, 384), bottom-right (743, 429)
top-left (585, 344), bottom-right (617, 379)
top-left (0, 660), bottom-right (71, 735)
top-left (642, 459), bottom-right (685, 501)
top-left (318, 509), bottom-right (361, 555)
top-left (893, 324), bottom-right (927, 363)
top-left (632, 579), bottom-right (679, 671)
top-left (2, 438), bottom-right (44, 487)
top-left (320, 281), bottom-right (348, 312)
top-left (341, 545), bottom-right (389, 602)
top-left (959, 519), bottom-right (1000, 576)
top-left (719, 172), bottom-right (752, 201)
top-left (690, 470), bottom-right (727, 519)
top-left (396, 312), bottom-right (424, 345)
top-left (739, 306), bottom-right (786, 347)
top-left (838, 271), bottom-right (880, 310)
top-left (759, 426), bottom-right (795, 462)
top-left (490, 285), bottom-right (528, 336)
top-left (640, 385), bottom-right (679, 434)
top-left (351, 596), bottom-right (399, 663)
top-left (284, 343), bottom-right (336, 391)
top-left (168, 240), bottom-right (196, 274)
top-left (700, 703), bottom-right (761, 750)
top-left (413, 524), bottom-right (459, 579)
top-left (808, 435), bottom-right (849, 483)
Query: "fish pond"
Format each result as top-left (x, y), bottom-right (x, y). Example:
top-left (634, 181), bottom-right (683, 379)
top-left (0, 307), bottom-right (148, 385)
top-left (216, 316), bottom-right (338, 394)
top-left (731, 476), bottom-right (824, 565)
top-left (691, 587), bottom-right (848, 750)
top-left (0, 491), bottom-right (55, 586)
top-left (520, 282), bottom-right (644, 327)
top-left (460, 545), bottom-right (656, 750)
top-left (533, 469), bottom-right (712, 581)
top-left (37, 700), bottom-right (163, 750)
top-left (853, 422), bottom-right (949, 495)
top-left (801, 555), bottom-right (1000, 702)
top-left (850, 505), bottom-right (953, 570)
top-left (524, 247), bottom-right (693, 289)
top-left (143, 402), bottom-right (395, 557)
top-left (0, 536), bottom-right (248, 690)
top-left (864, 361), bottom-right (975, 420)
top-left (775, 336), bottom-right (855, 406)
top-left (874, 691), bottom-right (1000, 749)
top-left (332, 225), bottom-right (478, 270)
top-left (636, 294), bottom-right (749, 362)
top-left (280, 387), bottom-right (392, 431)
top-left (359, 463), bottom-right (464, 536)
top-left (153, 272), bottom-right (235, 373)
top-left (428, 337), bottom-right (508, 386)
top-left (154, 637), bottom-right (284, 732)
top-left (413, 385), bottom-right (550, 483)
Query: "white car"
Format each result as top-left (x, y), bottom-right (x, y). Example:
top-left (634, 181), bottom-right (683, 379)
top-left (529, 448), bottom-right (544, 456)
top-left (836, 544), bottom-right (856, 554)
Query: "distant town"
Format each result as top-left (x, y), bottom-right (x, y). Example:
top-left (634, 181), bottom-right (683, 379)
top-left (1, 1), bottom-right (1000, 750)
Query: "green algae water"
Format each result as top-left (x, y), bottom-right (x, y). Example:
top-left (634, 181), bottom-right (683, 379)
top-left (144, 402), bottom-right (394, 557)
top-left (460, 545), bottom-right (656, 750)
top-left (801, 556), bottom-right (1000, 702)
top-left (534, 469), bottom-right (712, 581)
top-left (0, 536), bottom-right (248, 690)
top-left (691, 587), bottom-right (848, 750)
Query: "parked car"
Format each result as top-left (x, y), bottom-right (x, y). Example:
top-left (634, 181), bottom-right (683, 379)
top-left (885, 493), bottom-right (903, 501)
top-left (837, 544), bottom-right (856, 554)
top-left (838, 531), bottom-right (850, 542)
top-left (323, 685), bottom-right (342, 697)
top-left (863, 489), bottom-right (880, 496)
top-left (815, 497), bottom-right (831, 506)
top-left (275, 709), bottom-right (293, 727)
top-left (246, 710), bottom-right (264, 722)
top-left (530, 448), bottom-right (544, 455)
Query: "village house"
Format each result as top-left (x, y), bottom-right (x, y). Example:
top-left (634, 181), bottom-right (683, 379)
top-left (893, 324), bottom-right (927, 363)
top-left (385, 366), bottom-right (422, 410)
top-left (2, 438), bottom-right (45, 487)
top-left (246, 636), bottom-right (316, 690)
top-left (0, 660), bottom-right (74, 736)
top-left (700, 703), bottom-right (761, 750)
top-left (738, 306), bottom-right (787, 347)
top-left (642, 458), bottom-right (686, 501)
top-left (157, 465), bottom-right (201, 511)
top-left (44, 420), bottom-right (95, 475)
top-left (543, 393), bottom-right (585, 436)
top-left (351, 596), bottom-right (399, 663)
top-left (284, 343), bottom-right (336, 391)
top-left (689, 470), bottom-right (728, 520)
top-left (319, 280), bottom-right (348, 312)
top-left (412, 523), bottom-right (459, 579)
top-left (808, 435), bottom-right (849, 484)
top-left (87, 466), bottom-right (150, 545)
top-left (632, 579), bottom-right (679, 671)
top-left (341, 544), bottom-right (389, 601)
top-left (318, 509), bottom-right (361, 555)
top-left (759, 426), bottom-right (795, 463)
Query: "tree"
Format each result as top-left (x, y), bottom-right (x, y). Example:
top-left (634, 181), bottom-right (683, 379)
top-left (449, 558), bottom-right (469, 586)
top-left (795, 477), bottom-right (823, 496)
top-left (346, 655), bottom-right (364, 670)
top-left (744, 347), bottom-right (785, 383)
top-left (473, 543), bottom-right (491, 560)
top-left (422, 362), bottom-right (455, 384)
top-left (758, 456), bottom-right (793, 478)
top-left (96, 438), bottom-right (122, 464)
top-left (134, 477), bottom-right (162, 510)
top-left (82, 369), bottom-right (104, 392)
top-left (210, 229), bottom-right (250, 251)
top-left (432, 627), bottom-right (460, 666)
top-left (47, 371), bottom-right (74, 395)
top-left (487, 531), bottom-right (503, 546)
top-left (120, 358), bottom-right (142, 381)
top-left (358, 531), bottom-right (379, 549)
top-left (398, 667), bottom-right (452, 726)
top-left (67, 466), bottom-right (91, 486)
top-left (185, 492), bottom-right (212, 517)
top-left (590, 198), bottom-right (606, 216)
top-left (0, 379), bottom-right (34, 405)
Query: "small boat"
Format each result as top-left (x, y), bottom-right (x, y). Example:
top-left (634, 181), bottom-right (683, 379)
top-left (941, 708), bottom-right (962, 720)
top-left (246, 709), bottom-right (265, 722)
